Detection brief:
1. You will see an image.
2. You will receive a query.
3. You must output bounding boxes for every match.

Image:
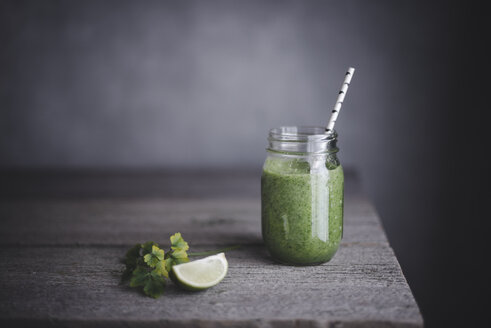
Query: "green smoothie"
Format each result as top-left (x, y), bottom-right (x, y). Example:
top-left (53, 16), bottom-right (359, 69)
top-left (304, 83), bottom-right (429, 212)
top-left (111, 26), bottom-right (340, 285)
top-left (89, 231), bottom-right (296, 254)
top-left (261, 156), bottom-right (344, 265)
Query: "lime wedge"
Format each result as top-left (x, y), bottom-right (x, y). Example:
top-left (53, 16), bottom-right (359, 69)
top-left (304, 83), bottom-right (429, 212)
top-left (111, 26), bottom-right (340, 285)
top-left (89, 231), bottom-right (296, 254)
top-left (172, 253), bottom-right (228, 291)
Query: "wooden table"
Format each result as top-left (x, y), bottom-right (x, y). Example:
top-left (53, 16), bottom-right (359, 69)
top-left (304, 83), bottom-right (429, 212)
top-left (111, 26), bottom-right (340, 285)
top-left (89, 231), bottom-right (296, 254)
top-left (0, 169), bottom-right (423, 327)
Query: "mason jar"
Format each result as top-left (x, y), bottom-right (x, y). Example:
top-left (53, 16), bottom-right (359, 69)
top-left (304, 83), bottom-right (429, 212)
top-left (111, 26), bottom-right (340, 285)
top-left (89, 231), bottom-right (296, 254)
top-left (261, 126), bottom-right (344, 265)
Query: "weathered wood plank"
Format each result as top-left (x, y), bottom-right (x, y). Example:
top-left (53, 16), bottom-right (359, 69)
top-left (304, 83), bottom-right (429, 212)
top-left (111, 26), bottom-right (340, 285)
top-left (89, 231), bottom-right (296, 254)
top-left (0, 169), bottom-right (423, 327)
top-left (0, 168), bottom-right (360, 200)
top-left (0, 244), bottom-right (421, 327)
top-left (0, 194), bottom-right (386, 247)
top-left (0, 169), bottom-right (264, 200)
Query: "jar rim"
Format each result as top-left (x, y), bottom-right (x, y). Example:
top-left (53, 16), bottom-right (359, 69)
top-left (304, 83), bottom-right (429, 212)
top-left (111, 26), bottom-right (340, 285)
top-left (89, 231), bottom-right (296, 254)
top-left (269, 125), bottom-right (337, 141)
top-left (269, 126), bottom-right (337, 141)
top-left (267, 126), bottom-right (338, 154)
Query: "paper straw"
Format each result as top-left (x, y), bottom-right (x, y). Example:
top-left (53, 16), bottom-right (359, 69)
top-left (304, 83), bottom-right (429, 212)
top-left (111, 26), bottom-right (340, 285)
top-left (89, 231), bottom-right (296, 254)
top-left (326, 67), bottom-right (355, 132)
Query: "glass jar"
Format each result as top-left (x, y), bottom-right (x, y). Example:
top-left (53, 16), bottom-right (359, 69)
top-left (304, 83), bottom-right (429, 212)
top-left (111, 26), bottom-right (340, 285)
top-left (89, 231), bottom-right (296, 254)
top-left (261, 126), bottom-right (344, 265)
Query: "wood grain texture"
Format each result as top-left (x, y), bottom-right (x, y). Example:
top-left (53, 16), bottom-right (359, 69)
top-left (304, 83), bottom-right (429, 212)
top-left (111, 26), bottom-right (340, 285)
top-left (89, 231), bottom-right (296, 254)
top-left (0, 245), bottom-right (420, 328)
top-left (0, 170), bottom-right (423, 327)
top-left (0, 195), bottom-right (385, 247)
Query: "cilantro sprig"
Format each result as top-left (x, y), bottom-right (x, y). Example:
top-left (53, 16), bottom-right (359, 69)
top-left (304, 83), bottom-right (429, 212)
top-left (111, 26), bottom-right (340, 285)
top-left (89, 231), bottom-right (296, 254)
top-left (122, 232), bottom-right (240, 298)
top-left (122, 233), bottom-right (190, 298)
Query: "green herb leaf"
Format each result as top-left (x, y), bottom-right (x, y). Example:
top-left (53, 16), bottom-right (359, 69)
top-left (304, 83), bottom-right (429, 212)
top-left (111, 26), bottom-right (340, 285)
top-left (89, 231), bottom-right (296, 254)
top-left (172, 249), bottom-right (188, 259)
top-left (170, 232), bottom-right (189, 251)
top-left (141, 241), bottom-right (158, 255)
top-left (122, 244), bottom-right (142, 282)
top-left (125, 244), bottom-right (141, 265)
top-left (153, 260), bottom-right (168, 278)
top-left (144, 273), bottom-right (166, 298)
top-left (144, 245), bottom-right (165, 268)
top-left (164, 257), bottom-right (175, 273)
top-left (129, 266), bottom-right (149, 287)
top-left (174, 257), bottom-right (190, 265)
top-left (164, 249), bottom-right (190, 273)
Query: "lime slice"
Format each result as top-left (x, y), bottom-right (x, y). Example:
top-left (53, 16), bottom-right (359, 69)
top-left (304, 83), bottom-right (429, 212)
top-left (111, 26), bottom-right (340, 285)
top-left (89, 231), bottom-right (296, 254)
top-left (172, 253), bottom-right (228, 291)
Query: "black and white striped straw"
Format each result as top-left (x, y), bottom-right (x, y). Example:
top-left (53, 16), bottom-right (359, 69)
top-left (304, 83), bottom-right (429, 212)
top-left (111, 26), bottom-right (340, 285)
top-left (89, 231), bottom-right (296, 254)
top-left (326, 67), bottom-right (355, 133)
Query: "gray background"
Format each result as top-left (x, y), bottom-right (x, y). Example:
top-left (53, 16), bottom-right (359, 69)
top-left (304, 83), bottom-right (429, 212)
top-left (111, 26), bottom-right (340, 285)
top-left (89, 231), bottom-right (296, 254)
top-left (1, 1), bottom-right (487, 327)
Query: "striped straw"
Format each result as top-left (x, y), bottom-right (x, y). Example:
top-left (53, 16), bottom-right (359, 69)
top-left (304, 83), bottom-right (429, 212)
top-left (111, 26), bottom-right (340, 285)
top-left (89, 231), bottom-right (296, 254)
top-left (326, 67), bottom-right (355, 132)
